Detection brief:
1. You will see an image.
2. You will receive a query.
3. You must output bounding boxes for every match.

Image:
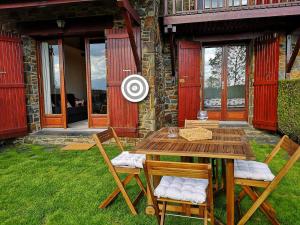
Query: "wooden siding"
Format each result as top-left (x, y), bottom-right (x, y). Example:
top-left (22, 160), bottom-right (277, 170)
top-left (0, 32), bottom-right (27, 140)
top-left (164, 0), bottom-right (300, 25)
top-left (105, 28), bottom-right (140, 137)
top-left (253, 34), bottom-right (279, 131)
top-left (178, 41), bottom-right (201, 127)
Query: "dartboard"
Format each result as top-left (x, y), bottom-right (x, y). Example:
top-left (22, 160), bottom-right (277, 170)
top-left (121, 74), bottom-right (149, 102)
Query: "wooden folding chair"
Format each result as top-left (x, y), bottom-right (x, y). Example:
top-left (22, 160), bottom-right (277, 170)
top-left (93, 127), bottom-right (147, 215)
top-left (144, 160), bottom-right (215, 225)
top-left (184, 119), bottom-right (222, 191)
top-left (235, 135), bottom-right (300, 225)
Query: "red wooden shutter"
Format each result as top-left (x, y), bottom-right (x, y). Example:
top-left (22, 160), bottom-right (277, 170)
top-left (0, 33), bottom-right (27, 140)
top-left (105, 28), bottom-right (139, 137)
top-left (178, 41), bottom-right (201, 127)
top-left (253, 34), bottom-right (279, 131)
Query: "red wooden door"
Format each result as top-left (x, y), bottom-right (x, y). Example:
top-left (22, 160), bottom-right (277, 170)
top-left (105, 28), bottom-right (139, 137)
top-left (178, 41), bottom-right (201, 127)
top-left (253, 34), bottom-right (279, 131)
top-left (0, 33), bottom-right (27, 140)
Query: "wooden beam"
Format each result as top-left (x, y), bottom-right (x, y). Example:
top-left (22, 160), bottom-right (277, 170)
top-left (290, 27), bottom-right (300, 36)
top-left (164, 6), bottom-right (300, 25)
top-left (122, 10), bottom-right (141, 73)
top-left (286, 36), bottom-right (300, 73)
top-left (0, 0), bottom-right (96, 10)
top-left (18, 16), bottom-right (113, 37)
top-left (193, 32), bottom-right (270, 43)
top-left (117, 0), bottom-right (140, 25)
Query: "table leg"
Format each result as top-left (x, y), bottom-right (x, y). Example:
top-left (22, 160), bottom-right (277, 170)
top-left (145, 155), bottom-right (160, 215)
top-left (226, 159), bottom-right (235, 225)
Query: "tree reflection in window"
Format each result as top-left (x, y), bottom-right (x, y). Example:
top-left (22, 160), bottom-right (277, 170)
top-left (227, 45), bottom-right (246, 108)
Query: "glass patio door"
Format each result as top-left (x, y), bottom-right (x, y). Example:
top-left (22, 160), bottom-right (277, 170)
top-left (39, 39), bottom-right (67, 128)
top-left (85, 38), bottom-right (108, 128)
top-left (203, 45), bottom-right (248, 120)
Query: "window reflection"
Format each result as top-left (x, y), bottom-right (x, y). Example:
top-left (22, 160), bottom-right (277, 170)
top-left (227, 45), bottom-right (246, 109)
top-left (204, 47), bottom-right (223, 109)
top-left (89, 40), bottom-right (107, 114)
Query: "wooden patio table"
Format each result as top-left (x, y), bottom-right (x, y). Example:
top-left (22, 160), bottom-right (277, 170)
top-left (131, 127), bottom-right (255, 225)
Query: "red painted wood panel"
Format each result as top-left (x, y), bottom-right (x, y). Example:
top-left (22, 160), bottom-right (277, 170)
top-left (253, 34), bottom-right (279, 131)
top-left (0, 32), bottom-right (27, 140)
top-left (178, 40), bottom-right (201, 127)
top-left (105, 28), bottom-right (140, 137)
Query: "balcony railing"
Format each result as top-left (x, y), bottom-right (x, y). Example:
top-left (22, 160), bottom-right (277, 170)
top-left (164, 0), bottom-right (300, 15)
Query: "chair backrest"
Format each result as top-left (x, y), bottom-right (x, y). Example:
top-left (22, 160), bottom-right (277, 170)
top-left (184, 120), bottom-right (220, 129)
top-left (93, 127), bottom-right (124, 170)
top-left (264, 135), bottom-right (300, 164)
top-left (264, 135), bottom-right (300, 189)
top-left (144, 161), bottom-right (213, 198)
top-left (145, 160), bottom-right (212, 180)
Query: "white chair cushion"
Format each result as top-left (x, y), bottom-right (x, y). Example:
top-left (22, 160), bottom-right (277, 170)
top-left (111, 151), bottom-right (145, 169)
top-left (234, 160), bottom-right (275, 181)
top-left (154, 176), bottom-right (208, 204)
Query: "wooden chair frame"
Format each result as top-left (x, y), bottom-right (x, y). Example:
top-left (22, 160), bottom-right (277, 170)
top-left (93, 127), bottom-right (147, 215)
top-left (144, 160), bottom-right (215, 225)
top-left (184, 119), bottom-right (222, 191)
top-left (235, 135), bottom-right (300, 225)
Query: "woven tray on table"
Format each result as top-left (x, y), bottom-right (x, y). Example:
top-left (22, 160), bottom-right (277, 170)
top-left (179, 127), bottom-right (212, 141)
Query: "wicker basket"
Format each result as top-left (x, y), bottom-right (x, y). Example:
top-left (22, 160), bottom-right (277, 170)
top-left (179, 127), bottom-right (212, 141)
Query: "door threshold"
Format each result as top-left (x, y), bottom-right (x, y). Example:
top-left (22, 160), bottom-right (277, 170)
top-left (31, 127), bottom-right (107, 137)
top-left (42, 127), bottom-right (107, 132)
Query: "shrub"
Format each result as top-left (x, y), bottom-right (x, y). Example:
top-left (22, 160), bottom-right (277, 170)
top-left (278, 79), bottom-right (300, 143)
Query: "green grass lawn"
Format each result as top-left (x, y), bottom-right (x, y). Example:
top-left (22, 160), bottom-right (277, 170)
top-left (0, 142), bottom-right (299, 225)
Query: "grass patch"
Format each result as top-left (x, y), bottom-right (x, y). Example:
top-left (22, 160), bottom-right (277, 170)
top-left (0, 143), bottom-right (299, 225)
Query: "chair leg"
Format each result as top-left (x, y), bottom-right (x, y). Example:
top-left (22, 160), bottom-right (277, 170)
top-left (99, 174), bottom-right (134, 208)
top-left (134, 174), bottom-right (147, 195)
top-left (214, 159), bottom-right (219, 191)
top-left (118, 181), bottom-right (138, 215)
top-left (252, 187), bottom-right (276, 216)
top-left (238, 186), bottom-right (279, 225)
top-left (204, 206), bottom-right (208, 225)
top-left (221, 159), bottom-right (226, 190)
top-left (109, 173), bottom-right (138, 215)
top-left (242, 186), bottom-right (279, 225)
top-left (160, 202), bottom-right (167, 225)
top-left (237, 190), bottom-right (247, 203)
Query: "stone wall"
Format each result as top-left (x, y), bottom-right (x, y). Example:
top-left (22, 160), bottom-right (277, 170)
top-left (289, 35), bottom-right (300, 80)
top-left (163, 41), bottom-right (178, 126)
top-left (22, 37), bottom-right (41, 132)
top-left (136, 0), bottom-right (164, 136)
top-left (278, 33), bottom-right (287, 80)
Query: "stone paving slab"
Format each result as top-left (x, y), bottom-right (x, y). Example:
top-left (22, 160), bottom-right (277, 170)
top-left (17, 125), bottom-right (282, 146)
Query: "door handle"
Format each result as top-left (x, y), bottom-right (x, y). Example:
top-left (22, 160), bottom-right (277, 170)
top-left (123, 69), bottom-right (131, 72)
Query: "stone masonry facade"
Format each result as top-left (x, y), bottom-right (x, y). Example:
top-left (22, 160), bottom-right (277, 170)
top-left (1, 1), bottom-right (300, 143)
top-left (289, 35), bottom-right (300, 80)
top-left (0, 1), bottom-right (163, 138)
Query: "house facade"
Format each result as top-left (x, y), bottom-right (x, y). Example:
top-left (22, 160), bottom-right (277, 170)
top-left (0, 0), bottom-right (299, 140)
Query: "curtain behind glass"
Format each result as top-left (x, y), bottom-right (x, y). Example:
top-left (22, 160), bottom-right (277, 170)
top-left (41, 42), bottom-right (52, 114)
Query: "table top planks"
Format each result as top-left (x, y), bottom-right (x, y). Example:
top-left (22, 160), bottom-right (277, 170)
top-left (132, 127), bottom-right (255, 160)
